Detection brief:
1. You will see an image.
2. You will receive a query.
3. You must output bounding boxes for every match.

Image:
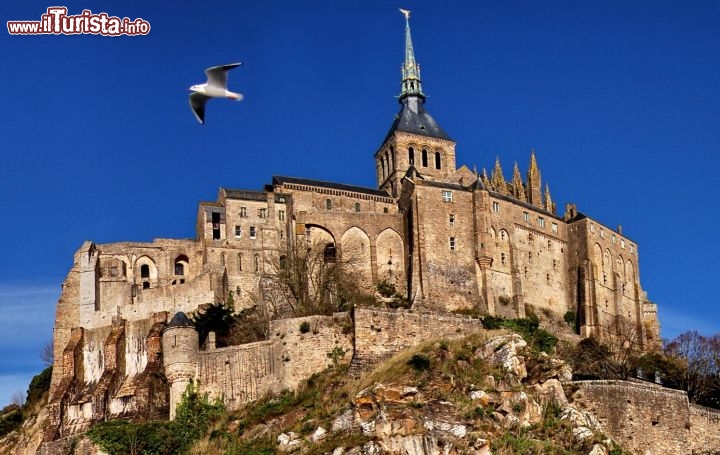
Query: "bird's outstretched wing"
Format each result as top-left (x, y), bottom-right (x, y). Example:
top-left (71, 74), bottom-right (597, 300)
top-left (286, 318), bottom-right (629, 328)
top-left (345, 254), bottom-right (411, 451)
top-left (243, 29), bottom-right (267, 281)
top-left (205, 62), bottom-right (242, 89)
top-left (189, 92), bottom-right (211, 124)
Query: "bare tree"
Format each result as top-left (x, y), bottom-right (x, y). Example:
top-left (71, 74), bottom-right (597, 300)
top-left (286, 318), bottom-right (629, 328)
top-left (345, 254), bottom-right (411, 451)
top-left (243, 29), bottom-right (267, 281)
top-left (10, 390), bottom-right (25, 407)
top-left (664, 330), bottom-right (720, 405)
top-left (262, 238), bottom-right (368, 317)
top-left (41, 339), bottom-right (54, 366)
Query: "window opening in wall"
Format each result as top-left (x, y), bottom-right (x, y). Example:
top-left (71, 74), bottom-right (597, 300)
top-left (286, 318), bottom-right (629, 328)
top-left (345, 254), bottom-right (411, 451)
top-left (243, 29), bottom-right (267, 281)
top-left (240, 207), bottom-right (247, 218)
top-left (449, 214), bottom-right (455, 226)
top-left (110, 266), bottom-right (118, 277)
top-left (548, 240), bottom-right (552, 248)
top-left (528, 251), bottom-right (532, 262)
top-left (449, 237), bottom-right (456, 251)
top-left (326, 199), bottom-right (332, 210)
top-left (546, 274), bottom-right (551, 284)
top-left (621, 239), bottom-right (625, 249)
top-left (278, 210), bottom-right (285, 221)
top-left (422, 149), bottom-right (428, 167)
top-left (258, 208), bottom-right (267, 219)
top-left (237, 253), bottom-right (243, 271)
top-left (212, 212), bottom-right (221, 240)
top-left (408, 147), bottom-right (415, 165)
top-left (279, 255), bottom-right (287, 269)
top-left (381, 158), bottom-right (386, 177)
top-left (524, 266), bottom-right (528, 277)
top-left (552, 222), bottom-right (558, 233)
top-left (142, 282), bottom-right (150, 289)
top-left (600, 230), bottom-right (605, 238)
top-left (324, 243), bottom-right (337, 262)
top-left (612, 234), bottom-right (616, 244)
top-left (383, 207), bottom-right (389, 213)
top-left (140, 264), bottom-right (150, 279)
top-left (442, 190), bottom-right (453, 203)
top-left (492, 202), bottom-right (500, 212)
top-left (250, 226), bottom-right (256, 239)
top-left (501, 252), bottom-right (506, 265)
top-left (553, 259), bottom-right (557, 271)
top-left (538, 217), bottom-right (545, 228)
top-left (523, 211), bottom-right (529, 222)
top-left (435, 151), bottom-right (441, 169)
top-left (174, 263), bottom-right (184, 276)
top-left (254, 254), bottom-right (259, 272)
top-left (500, 231), bottom-right (506, 241)
top-left (280, 230), bottom-right (284, 240)
top-left (355, 202), bottom-right (361, 212)
top-left (235, 226), bottom-right (242, 238)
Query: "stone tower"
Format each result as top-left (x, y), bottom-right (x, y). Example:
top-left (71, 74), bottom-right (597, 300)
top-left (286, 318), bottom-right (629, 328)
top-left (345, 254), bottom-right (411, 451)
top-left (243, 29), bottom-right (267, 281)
top-left (161, 312), bottom-right (198, 420)
top-left (374, 9), bottom-right (457, 197)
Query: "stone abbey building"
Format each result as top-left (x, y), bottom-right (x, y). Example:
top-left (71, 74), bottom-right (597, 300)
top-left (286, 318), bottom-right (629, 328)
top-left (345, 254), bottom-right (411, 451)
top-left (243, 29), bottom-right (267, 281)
top-left (45, 11), bottom-right (660, 445)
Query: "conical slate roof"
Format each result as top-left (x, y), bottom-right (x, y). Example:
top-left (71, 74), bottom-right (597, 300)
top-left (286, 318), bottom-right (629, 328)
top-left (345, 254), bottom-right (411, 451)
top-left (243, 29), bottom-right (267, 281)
top-left (165, 311), bottom-right (194, 329)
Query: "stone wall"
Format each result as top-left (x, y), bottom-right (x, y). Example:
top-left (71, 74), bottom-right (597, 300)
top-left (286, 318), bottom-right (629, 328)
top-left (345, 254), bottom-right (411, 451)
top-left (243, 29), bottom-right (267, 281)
top-left (352, 308), bottom-right (483, 367)
top-left (689, 403), bottom-right (720, 453)
top-left (571, 380), bottom-right (691, 455)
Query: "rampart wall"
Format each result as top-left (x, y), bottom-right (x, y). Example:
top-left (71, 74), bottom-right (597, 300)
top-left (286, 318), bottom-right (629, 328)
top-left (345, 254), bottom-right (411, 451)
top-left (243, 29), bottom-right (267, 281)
top-left (352, 307), bottom-right (483, 368)
top-left (571, 380), bottom-right (720, 455)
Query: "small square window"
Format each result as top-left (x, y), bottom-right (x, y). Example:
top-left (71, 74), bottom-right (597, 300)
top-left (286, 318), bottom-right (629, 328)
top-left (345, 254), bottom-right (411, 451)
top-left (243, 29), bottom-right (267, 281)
top-left (235, 226), bottom-right (242, 238)
top-left (442, 190), bottom-right (453, 203)
top-left (250, 226), bottom-right (256, 239)
top-left (383, 207), bottom-right (389, 213)
top-left (449, 237), bottom-right (456, 251)
top-left (492, 201), bottom-right (500, 213)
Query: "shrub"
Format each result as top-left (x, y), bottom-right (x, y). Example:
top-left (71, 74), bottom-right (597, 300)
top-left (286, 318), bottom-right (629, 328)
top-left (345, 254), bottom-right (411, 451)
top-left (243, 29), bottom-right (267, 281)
top-left (407, 354), bottom-right (431, 371)
top-left (299, 321), bottom-right (310, 333)
top-left (26, 365), bottom-right (52, 406)
top-left (376, 280), bottom-right (396, 298)
top-left (482, 315), bottom-right (505, 330)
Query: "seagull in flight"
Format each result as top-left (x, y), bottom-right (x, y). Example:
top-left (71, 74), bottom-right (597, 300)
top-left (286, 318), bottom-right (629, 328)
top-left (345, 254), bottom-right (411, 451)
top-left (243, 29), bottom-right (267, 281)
top-left (189, 63), bottom-right (244, 124)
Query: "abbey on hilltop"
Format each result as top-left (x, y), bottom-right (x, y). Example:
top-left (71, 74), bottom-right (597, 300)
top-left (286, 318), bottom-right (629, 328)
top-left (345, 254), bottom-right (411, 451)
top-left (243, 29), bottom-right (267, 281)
top-left (44, 10), bottom-right (659, 446)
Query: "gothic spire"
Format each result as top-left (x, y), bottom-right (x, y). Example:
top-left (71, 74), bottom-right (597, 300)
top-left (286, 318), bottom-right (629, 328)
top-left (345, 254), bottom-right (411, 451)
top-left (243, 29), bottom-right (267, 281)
top-left (527, 150), bottom-right (543, 207)
top-left (399, 9), bottom-right (425, 101)
top-left (544, 183), bottom-right (555, 214)
top-left (491, 157), bottom-right (507, 195)
top-left (512, 162), bottom-right (526, 201)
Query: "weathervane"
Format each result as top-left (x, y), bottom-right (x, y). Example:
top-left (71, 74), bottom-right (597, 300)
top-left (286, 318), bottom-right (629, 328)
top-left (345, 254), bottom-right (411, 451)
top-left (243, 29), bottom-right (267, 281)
top-left (399, 8), bottom-right (410, 20)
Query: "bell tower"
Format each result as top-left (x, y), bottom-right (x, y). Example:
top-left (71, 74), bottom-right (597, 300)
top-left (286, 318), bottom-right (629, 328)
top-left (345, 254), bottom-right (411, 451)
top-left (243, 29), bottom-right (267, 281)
top-left (375, 9), bottom-right (456, 196)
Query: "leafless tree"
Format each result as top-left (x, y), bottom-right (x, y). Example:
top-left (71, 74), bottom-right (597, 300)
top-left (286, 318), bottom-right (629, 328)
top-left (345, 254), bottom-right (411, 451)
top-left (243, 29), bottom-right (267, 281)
top-left (10, 390), bottom-right (25, 407)
top-left (41, 339), bottom-right (54, 366)
top-left (665, 330), bottom-right (720, 405)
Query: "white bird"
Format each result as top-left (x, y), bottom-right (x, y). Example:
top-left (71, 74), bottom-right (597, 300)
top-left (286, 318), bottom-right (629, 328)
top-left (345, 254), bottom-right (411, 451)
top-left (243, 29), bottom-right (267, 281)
top-left (189, 63), bottom-right (244, 124)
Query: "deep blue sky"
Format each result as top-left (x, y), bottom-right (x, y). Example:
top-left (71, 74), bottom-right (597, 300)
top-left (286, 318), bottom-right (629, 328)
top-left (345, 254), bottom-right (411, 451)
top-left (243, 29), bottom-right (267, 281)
top-left (1, 1), bottom-right (719, 406)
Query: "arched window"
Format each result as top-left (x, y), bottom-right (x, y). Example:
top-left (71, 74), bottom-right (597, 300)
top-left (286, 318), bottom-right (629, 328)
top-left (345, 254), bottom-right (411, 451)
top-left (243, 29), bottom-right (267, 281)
top-left (174, 255), bottom-right (189, 276)
top-left (140, 264), bottom-right (150, 279)
top-left (408, 147), bottom-right (414, 165)
top-left (422, 149), bottom-right (428, 167)
top-left (435, 151), bottom-right (441, 169)
top-left (323, 243), bottom-right (337, 263)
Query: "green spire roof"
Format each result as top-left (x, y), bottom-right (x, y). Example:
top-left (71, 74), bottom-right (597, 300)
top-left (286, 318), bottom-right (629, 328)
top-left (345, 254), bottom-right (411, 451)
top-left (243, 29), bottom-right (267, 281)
top-left (399, 9), bottom-right (424, 100)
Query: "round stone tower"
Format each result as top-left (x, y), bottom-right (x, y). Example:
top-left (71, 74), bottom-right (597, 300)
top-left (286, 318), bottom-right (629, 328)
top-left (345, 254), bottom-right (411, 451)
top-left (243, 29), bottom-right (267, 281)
top-left (162, 311), bottom-right (198, 420)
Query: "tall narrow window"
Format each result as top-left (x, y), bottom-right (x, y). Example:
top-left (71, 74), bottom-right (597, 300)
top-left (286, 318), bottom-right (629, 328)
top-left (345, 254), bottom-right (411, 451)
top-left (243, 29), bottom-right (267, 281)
top-left (380, 157), bottom-right (386, 178)
top-left (254, 254), bottom-right (259, 272)
top-left (278, 210), bottom-right (285, 221)
top-left (501, 252), bottom-right (506, 265)
top-left (449, 213), bottom-right (455, 226)
top-left (258, 208), bottom-right (267, 219)
top-left (237, 253), bottom-right (243, 271)
top-left (435, 151), bottom-right (441, 169)
top-left (355, 202), bottom-right (361, 212)
top-left (551, 222), bottom-right (558, 233)
top-left (408, 147), bottom-right (414, 165)
top-left (211, 212), bottom-right (221, 240)
top-left (492, 202), bottom-right (500, 212)
top-left (449, 237), bottom-right (456, 251)
top-left (326, 199), bottom-right (332, 210)
top-left (239, 207), bottom-right (247, 218)
top-left (140, 264), bottom-right (150, 279)
top-left (235, 226), bottom-right (242, 238)
top-left (538, 217), bottom-right (545, 228)
top-left (250, 226), bottom-right (256, 239)
top-left (523, 211), bottom-right (530, 222)
top-left (422, 149), bottom-right (428, 167)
